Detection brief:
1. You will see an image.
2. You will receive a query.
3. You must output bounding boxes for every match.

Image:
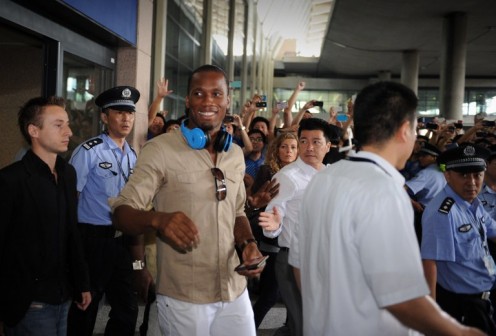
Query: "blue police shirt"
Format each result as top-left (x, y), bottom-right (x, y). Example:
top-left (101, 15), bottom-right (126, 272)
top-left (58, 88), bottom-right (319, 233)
top-left (479, 184), bottom-right (496, 219)
top-left (70, 133), bottom-right (136, 225)
top-left (405, 163), bottom-right (446, 206)
top-left (421, 184), bottom-right (496, 294)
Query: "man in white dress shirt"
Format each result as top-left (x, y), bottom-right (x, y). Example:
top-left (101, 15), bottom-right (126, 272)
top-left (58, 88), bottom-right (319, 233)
top-left (289, 81), bottom-right (485, 336)
top-left (259, 118), bottom-right (332, 336)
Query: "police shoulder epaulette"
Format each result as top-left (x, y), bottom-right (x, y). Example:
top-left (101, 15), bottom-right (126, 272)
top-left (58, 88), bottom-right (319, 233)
top-left (82, 138), bottom-right (103, 150)
top-left (438, 197), bottom-right (455, 214)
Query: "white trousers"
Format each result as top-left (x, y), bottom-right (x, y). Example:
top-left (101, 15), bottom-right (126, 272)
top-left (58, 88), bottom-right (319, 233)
top-left (156, 289), bottom-right (256, 336)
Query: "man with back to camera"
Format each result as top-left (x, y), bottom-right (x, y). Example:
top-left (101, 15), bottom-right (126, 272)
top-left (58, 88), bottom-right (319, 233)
top-left (290, 81), bottom-right (485, 335)
top-left (258, 117), bottom-right (333, 336)
top-left (68, 86), bottom-right (153, 336)
top-left (0, 97), bottom-right (91, 335)
top-left (422, 144), bottom-right (496, 334)
top-left (110, 64), bottom-right (264, 336)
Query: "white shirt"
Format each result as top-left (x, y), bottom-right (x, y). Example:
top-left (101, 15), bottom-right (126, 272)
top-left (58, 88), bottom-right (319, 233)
top-left (290, 151), bottom-right (428, 335)
top-left (263, 157), bottom-right (319, 249)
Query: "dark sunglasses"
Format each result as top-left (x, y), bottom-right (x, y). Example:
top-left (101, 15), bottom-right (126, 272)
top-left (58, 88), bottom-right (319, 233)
top-left (211, 168), bottom-right (227, 201)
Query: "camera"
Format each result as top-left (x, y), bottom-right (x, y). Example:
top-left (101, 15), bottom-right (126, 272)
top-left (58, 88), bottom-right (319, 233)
top-left (482, 120), bottom-right (496, 127)
top-left (255, 102), bottom-right (267, 108)
top-left (223, 115), bottom-right (234, 123)
top-left (425, 122), bottom-right (438, 130)
top-left (313, 101), bottom-right (324, 107)
top-left (454, 122), bottom-right (463, 129)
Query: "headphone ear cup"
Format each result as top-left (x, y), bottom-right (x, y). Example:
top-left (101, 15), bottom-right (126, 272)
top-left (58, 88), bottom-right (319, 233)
top-left (213, 127), bottom-right (233, 152)
top-left (181, 120), bottom-right (208, 150)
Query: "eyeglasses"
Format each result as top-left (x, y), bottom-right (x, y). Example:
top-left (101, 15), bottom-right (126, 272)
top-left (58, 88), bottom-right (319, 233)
top-left (211, 168), bottom-right (227, 201)
top-left (249, 137), bottom-right (264, 143)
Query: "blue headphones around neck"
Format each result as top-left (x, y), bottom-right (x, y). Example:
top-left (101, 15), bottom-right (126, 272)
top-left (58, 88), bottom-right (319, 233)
top-left (180, 119), bottom-right (232, 152)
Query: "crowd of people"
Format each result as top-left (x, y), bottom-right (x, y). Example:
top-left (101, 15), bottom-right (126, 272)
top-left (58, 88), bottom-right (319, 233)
top-left (2, 63), bottom-right (496, 336)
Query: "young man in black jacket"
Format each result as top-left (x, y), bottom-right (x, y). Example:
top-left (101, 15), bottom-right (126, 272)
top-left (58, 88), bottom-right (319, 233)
top-left (0, 96), bottom-right (91, 335)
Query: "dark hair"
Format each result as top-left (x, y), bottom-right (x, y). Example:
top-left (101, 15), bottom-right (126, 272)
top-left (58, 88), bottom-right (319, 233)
top-left (297, 118), bottom-right (335, 143)
top-left (248, 129), bottom-right (267, 145)
top-left (353, 81), bottom-right (417, 147)
top-left (250, 116), bottom-right (270, 132)
top-left (18, 96), bottom-right (66, 145)
top-left (164, 119), bottom-right (181, 133)
top-left (187, 64), bottom-right (229, 94)
top-left (155, 113), bottom-right (166, 125)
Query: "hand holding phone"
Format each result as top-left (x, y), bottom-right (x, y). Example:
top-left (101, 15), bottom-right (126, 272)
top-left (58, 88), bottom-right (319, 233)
top-left (234, 255), bottom-right (269, 272)
top-left (482, 120), bottom-right (496, 127)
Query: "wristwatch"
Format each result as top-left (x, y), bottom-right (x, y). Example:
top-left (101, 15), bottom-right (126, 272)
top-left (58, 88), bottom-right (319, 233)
top-left (240, 125), bottom-right (246, 131)
top-left (132, 260), bottom-right (145, 270)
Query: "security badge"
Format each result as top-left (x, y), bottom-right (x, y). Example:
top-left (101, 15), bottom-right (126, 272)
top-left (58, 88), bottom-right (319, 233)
top-left (122, 88), bottom-right (131, 98)
top-left (464, 145), bottom-right (476, 156)
top-left (458, 224), bottom-right (472, 233)
top-left (99, 162), bottom-right (113, 169)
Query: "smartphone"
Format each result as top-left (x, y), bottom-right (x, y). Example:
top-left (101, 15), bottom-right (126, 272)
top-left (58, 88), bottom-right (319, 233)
top-left (418, 117), bottom-right (433, 124)
top-left (234, 255), bottom-right (269, 272)
top-left (482, 120), bottom-right (496, 127)
top-left (256, 102), bottom-right (267, 108)
top-left (454, 122), bottom-right (463, 129)
top-left (425, 122), bottom-right (438, 130)
top-left (336, 114), bottom-right (348, 122)
top-left (277, 101), bottom-right (288, 109)
top-left (223, 115), bottom-right (234, 123)
top-left (313, 101), bottom-right (324, 107)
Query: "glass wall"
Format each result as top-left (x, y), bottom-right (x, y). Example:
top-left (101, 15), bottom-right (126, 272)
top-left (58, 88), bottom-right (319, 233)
top-left (417, 88), bottom-right (496, 117)
top-left (273, 88), bottom-right (356, 114)
top-left (63, 52), bottom-right (113, 158)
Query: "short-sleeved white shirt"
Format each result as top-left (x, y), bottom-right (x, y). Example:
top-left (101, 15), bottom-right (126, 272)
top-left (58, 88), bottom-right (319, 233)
top-left (290, 151), bottom-right (428, 335)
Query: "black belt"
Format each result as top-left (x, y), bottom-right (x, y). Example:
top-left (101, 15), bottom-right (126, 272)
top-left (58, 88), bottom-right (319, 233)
top-left (280, 247), bottom-right (289, 252)
top-left (438, 284), bottom-right (491, 301)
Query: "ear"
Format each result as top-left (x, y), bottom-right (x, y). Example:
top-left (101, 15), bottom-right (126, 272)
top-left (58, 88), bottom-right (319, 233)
top-left (185, 96), bottom-right (190, 109)
top-left (100, 112), bottom-right (108, 125)
top-left (226, 94), bottom-right (231, 109)
top-left (27, 124), bottom-right (39, 140)
top-left (325, 141), bottom-right (331, 153)
top-left (397, 120), bottom-right (414, 143)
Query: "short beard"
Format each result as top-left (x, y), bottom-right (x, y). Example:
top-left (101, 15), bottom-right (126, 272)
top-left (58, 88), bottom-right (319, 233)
top-left (200, 124), bottom-right (214, 132)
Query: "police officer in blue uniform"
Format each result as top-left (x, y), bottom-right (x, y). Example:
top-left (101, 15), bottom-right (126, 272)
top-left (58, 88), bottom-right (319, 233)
top-left (421, 144), bottom-right (496, 334)
top-left (67, 86), bottom-right (152, 336)
top-left (479, 144), bottom-right (496, 321)
top-left (405, 142), bottom-right (445, 244)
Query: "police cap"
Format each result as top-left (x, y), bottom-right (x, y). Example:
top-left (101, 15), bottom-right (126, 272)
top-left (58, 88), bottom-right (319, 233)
top-left (95, 86), bottom-right (140, 112)
top-left (437, 144), bottom-right (489, 173)
top-left (418, 143), bottom-right (441, 157)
